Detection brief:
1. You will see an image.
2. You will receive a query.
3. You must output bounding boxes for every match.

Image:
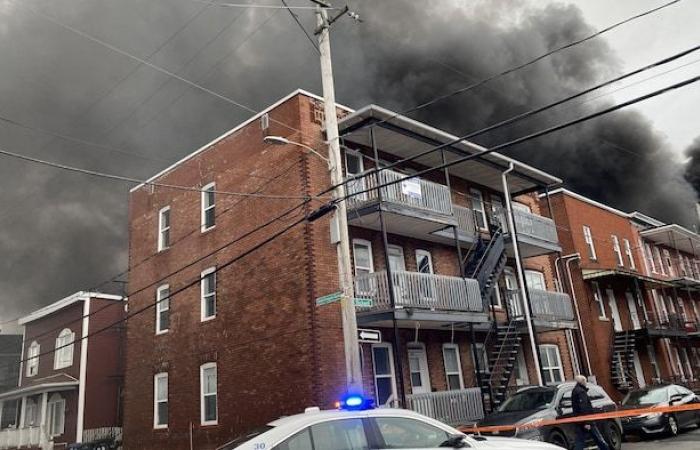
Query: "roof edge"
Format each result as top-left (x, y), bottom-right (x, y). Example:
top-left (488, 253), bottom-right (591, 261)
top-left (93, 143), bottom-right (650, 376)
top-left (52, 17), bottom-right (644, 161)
top-left (18, 291), bottom-right (125, 325)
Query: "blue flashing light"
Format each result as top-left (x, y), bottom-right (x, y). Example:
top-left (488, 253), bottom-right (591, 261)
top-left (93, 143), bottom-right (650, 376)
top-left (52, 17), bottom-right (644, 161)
top-left (345, 395), bottom-right (363, 407)
top-left (338, 393), bottom-right (374, 411)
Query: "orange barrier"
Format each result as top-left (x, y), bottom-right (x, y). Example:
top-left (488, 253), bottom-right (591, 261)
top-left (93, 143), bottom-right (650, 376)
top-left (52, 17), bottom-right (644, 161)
top-left (458, 402), bottom-right (700, 434)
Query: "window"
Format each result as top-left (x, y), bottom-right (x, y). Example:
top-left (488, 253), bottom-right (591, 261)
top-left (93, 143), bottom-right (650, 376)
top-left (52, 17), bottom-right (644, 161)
top-left (612, 235), bottom-right (623, 267)
top-left (201, 267), bottom-right (216, 321)
top-left (54, 329), bottom-right (75, 370)
top-left (201, 182), bottom-right (215, 231)
top-left (624, 239), bottom-right (636, 270)
top-left (645, 243), bottom-right (657, 273)
top-left (415, 250), bottom-right (433, 274)
top-left (583, 226), bottom-right (597, 260)
top-left (26, 341), bottom-right (40, 377)
top-left (345, 151), bottom-right (366, 200)
top-left (662, 249), bottom-right (675, 277)
top-left (654, 247), bottom-right (665, 275)
top-left (647, 345), bottom-right (661, 380)
top-left (374, 417), bottom-right (449, 449)
top-left (154, 373), bottom-right (168, 428)
top-left (24, 398), bottom-right (38, 426)
top-left (470, 189), bottom-right (488, 231)
top-left (47, 394), bottom-right (65, 437)
top-left (157, 206), bottom-right (170, 251)
top-left (591, 281), bottom-right (606, 319)
top-left (311, 419), bottom-right (368, 450)
top-left (442, 344), bottom-right (464, 390)
top-left (524, 270), bottom-right (546, 291)
top-left (200, 363), bottom-right (218, 425)
top-left (275, 429), bottom-right (313, 450)
top-left (156, 285), bottom-right (170, 334)
top-left (352, 239), bottom-right (373, 276)
top-left (539, 345), bottom-right (564, 385)
top-left (372, 344), bottom-right (396, 406)
top-left (472, 343), bottom-right (489, 377)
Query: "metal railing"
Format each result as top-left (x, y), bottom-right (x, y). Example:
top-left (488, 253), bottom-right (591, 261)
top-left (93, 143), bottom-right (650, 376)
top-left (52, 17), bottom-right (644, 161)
top-left (83, 426), bottom-right (123, 445)
top-left (644, 312), bottom-right (686, 331)
top-left (406, 388), bottom-right (484, 426)
top-left (498, 208), bottom-right (559, 244)
top-left (354, 270), bottom-right (483, 313)
top-left (453, 205), bottom-right (476, 234)
top-left (0, 426), bottom-right (49, 449)
top-left (505, 289), bottom-right (574, 321)
top-left (346, 169), bottom-right (453, 215)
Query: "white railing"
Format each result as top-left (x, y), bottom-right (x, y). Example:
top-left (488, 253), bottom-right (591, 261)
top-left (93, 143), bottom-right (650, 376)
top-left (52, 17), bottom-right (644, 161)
top-left (406, 388), bottom-right (484, 426)
top-left (355, 271), bottom-right (483, 313)
top-left (347, 169), bottom-right (453, 215)
top-left (453, 205), bottom-right (476, 234)
top-left (506, 289), bottom-right (574, 321)
top-left (498, 209), bottom-right (559, 244)
top-left (0, 426), bottom-right (49, 449)
top-left (83, 426), bottom-right (123, 444)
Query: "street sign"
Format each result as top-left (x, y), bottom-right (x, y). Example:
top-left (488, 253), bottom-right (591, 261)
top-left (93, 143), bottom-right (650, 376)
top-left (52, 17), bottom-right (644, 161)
top-left (357, 328), bottom-right (381, 344)
top-left (316, 291), bottom-right (343, 306)
top-left (353, 297), bottom-right (373, 308)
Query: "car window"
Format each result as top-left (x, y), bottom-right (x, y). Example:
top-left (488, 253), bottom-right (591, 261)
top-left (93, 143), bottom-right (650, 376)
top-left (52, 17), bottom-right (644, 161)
top-left (373, 417), bottom-right (450, 449)
top-left (588, 386), bottom-right (607, 402)
top-left (623, 388), bottom-right (669, 405)
top-left (275, 429), bottom-right (313, 450)
top-left (498, 388), bottom-right (556, 412)
top-left (310, 419), bottom-right (369, 450)
top-left (675, 386), bottom-right (693, 396)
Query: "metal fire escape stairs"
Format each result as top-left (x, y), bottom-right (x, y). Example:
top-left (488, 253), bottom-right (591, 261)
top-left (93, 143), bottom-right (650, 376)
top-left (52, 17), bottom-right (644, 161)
top-left (610, 329), bottom-right (643, 392)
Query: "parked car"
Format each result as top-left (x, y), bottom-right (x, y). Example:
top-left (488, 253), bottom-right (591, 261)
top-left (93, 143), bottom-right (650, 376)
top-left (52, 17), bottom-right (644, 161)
top-left (218, 397), bottom-right (563, 450)
top-left (620, 383), bottom-right (700, 437)
top-left (476, 382), bottom-right (622, 450)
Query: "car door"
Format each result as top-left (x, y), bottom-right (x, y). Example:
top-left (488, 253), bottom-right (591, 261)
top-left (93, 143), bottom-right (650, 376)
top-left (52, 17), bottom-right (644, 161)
top-left (368, 416), bottom-right (452, 449)
top-left (274, 418), bottom-right (371, 450)
top-left (671, 386), bottom-right (697, 427)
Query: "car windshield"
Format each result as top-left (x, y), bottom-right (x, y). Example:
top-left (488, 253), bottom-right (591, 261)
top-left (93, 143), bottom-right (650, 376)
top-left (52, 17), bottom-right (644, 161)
top-left (217, 425), bottom-right (274, 449)
top-left (623, 388), bottom-right (669, 406)
top-left (498, 388), bottom-right (556, 412)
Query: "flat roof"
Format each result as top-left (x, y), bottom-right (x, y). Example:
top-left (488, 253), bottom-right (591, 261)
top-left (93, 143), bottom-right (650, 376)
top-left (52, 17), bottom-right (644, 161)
top-left (338, 105), bottom-right (562, 194)
top-left (19, 291), bottom-right (124, 325)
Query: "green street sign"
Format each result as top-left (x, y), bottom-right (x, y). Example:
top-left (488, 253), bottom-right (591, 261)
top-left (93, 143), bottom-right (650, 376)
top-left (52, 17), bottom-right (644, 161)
top-left (316, 291), bottom-right (343, 306)
top-left (353, 298), bottom-right (373, 308)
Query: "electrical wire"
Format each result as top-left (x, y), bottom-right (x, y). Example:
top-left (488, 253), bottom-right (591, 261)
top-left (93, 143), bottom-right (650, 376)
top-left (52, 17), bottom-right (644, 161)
top-left (193, 0), bottom-right (334, 10)
top-left (280, 0), bottom-right (320, 53)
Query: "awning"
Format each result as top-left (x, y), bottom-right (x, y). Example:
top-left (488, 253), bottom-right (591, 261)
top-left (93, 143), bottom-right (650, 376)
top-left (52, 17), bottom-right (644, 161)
top-left (640, 224), bottom-right (700, 257)
top-left (0, 374), bottom-right (78, 401)
top-left (337, 105), bottom-right (562, 195)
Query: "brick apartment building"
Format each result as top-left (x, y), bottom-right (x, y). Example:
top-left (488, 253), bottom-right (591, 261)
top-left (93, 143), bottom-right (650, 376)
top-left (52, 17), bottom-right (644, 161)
top-left (0, 292), bottom-right (125, 449)
top-left (542, 189), bottom-right (700, 399)
top-left (124, 90), bottom-right (580, 449)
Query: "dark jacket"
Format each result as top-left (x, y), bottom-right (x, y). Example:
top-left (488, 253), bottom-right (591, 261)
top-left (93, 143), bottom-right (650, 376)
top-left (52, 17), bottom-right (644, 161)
top-left (572, 383), bottom-right (594, 416)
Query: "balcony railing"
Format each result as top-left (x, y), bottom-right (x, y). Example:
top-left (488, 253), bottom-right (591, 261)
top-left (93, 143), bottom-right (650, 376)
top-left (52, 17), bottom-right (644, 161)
top-left (0, 426), bottom-right (49, 449)
top-left (453, 205), bottom-right (476, 235)
top-left (506, 289), bottom-right (574, 322)
top-left (354, 270), bottom-right (483, 313)
top-left (406, 388), bottom-right (484, 426)
top-left (498, 209), bottom-right (558, 244)
top-left (346, 169), bottom-right (453, 216)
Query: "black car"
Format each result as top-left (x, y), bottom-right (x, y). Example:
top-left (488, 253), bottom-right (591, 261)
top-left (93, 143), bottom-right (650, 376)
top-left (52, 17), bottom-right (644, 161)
top-left (621, 384), bottom-right (700, 438)
top-left (476, 382), bottom-right (622, 450)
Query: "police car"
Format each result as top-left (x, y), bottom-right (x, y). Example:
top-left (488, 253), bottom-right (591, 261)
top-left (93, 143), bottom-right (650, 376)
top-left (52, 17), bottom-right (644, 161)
top-left (218, 395), bottom-right (563, 450)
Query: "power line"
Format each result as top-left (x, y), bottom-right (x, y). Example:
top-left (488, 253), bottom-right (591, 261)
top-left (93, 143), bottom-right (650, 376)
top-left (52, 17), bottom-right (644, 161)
top-left (193, 0), bottom-right (333, 9)
top-left (280, 0), bottom-right (320, 53)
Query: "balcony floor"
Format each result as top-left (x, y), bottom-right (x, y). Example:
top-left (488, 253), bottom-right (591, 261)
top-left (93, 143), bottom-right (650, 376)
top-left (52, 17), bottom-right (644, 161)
top-left (357, 309), bottom-right (491, 330)
top-left (504, 234), bottom-right (562, 258)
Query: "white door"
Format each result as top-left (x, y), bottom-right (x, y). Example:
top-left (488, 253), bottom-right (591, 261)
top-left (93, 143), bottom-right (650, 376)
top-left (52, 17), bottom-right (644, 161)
top-left (388, 246), bottom-right (407, 304)
top-left (633, 351), bottom-right (646, 388)
top-left (415, 250), bottom-right (435, 301)
top-left (345, 151), bottom-right (366, 199)
top-left (505, 270), bottom-right (522, 317)
top-left (407, 344), bottom-right (432, 395)
top-left (626, 291), bottom-right (641, 330)
top-left (607, 289), bottom-right (623, 332)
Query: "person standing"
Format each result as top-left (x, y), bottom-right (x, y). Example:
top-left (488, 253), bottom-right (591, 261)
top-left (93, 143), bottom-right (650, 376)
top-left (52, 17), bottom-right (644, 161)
top-left (572, 375), bottom-right (609, 450)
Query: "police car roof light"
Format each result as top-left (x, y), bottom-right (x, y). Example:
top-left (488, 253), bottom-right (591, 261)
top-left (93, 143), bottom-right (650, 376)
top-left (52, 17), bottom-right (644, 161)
top-left (338, 394), bottom-right (374, 411)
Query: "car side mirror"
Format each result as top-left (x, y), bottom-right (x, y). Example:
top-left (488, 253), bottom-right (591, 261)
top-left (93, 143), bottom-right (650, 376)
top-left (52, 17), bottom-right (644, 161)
top-left (440, 434), bottom-right (469, 448)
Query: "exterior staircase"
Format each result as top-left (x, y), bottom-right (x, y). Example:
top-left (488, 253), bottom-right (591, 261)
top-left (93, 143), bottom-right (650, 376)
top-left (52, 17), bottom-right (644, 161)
top-left (480, 321), bottom-right (522, 410)
top-left (464, 226), bottom-right (507, 309)
top-left (610, 329), bottom-right (644, 392)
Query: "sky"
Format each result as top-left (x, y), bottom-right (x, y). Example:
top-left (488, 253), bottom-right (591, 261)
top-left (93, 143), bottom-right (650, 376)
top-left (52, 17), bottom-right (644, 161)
top-left (0, 0), bottom-right (699, 321)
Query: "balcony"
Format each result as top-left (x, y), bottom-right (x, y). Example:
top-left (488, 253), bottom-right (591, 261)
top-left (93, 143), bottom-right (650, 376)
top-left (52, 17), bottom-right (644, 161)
top-left (505, 288), bottom-right (576, 329)
top-left (643, 312), bottom-right (690, 338)
top-left (346, 169), bottom-right (459, 242)
top-left (354, 271), bottom-right (487, 327)
top-left (406, 388), bottom-right (484, 426)
top-left (498, 209), bottom-right (561, 257)
top-left (430, 205), bottom-right (479, 245)
top-left (0, 426), bottom-right (49, 449)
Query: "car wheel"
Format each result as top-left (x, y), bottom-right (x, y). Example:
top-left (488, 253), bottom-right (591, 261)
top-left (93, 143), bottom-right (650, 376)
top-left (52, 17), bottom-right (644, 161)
top-left (667, 415), bottom-right (679, 437)
top-left (605, 422), bottom-right (622, 450)
top-left (547, 430), bottom-right (569, 449)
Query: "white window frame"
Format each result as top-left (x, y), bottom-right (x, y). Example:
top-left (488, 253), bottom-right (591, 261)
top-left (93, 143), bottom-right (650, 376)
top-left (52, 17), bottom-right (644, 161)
top-left (352, 239), bottom-right (374, 276)
top-left (623, 239), bottom-right (636, 270)
top-left (371, 343), bottom-right (397, 407)
top-left (157, 206), bottom-right (171, 251)
top-left (470, 189), bottom-right (488, 231)
top-left (26, 341), bottom-right (40, 377)
top-left (654, 247), bottom-right (666, 275)
top-left (156, 284), bottom-right (170, 335)
top-left (415, 249), bottom-right (434, 274)
top-left (591, 281), bottom-right (607, 319)
top-left (539, 344), bottom-right (564, 385)
top-left (54, 329), bottom-right (75, 370)
top-left (344, 150), bottom-right (366, 200)
top-left (201, 182), bottom-right (216, 232)
top-left (47, 394), bottom-right (65, 437)
top-left (645, 243), bottom-right (657, 274)
top-left (524, 270), bottom-right (546, 291)
top-left (662, 249), bottom-right (675, 277)
top-left (583, 226), bottom-right (597, 260)
top-left (200, 363), bottom-right (218, 426)
top-left (612, 235), bottom-right (624, 267)
top-left (153, 372), bottom-right (168, 429)
top-left (200, 267), bottom-right (217, 321)
top-left (442, 344), bottom-right (464, 390)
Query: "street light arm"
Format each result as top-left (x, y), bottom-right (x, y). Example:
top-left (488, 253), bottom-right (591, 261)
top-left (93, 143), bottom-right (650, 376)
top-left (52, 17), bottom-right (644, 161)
top-left (263, 135), bottom-right (331, 166)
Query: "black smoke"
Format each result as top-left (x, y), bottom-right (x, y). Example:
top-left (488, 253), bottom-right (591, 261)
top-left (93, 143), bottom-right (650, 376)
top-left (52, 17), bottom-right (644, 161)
top-left (684, 137), bottom-right (700, 195)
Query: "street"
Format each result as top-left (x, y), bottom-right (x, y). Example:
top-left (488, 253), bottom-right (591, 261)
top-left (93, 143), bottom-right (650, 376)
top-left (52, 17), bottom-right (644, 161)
top-left (623, 427), bottom-right (700, 449)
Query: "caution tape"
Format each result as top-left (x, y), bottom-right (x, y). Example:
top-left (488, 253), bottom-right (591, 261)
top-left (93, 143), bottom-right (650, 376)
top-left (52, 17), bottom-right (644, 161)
top-left (458, 402), bottom-right (700, 434)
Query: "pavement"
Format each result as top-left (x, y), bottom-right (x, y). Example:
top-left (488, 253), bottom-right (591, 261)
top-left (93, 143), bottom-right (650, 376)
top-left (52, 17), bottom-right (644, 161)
top-left (623, 427), bottom-right (700, 449)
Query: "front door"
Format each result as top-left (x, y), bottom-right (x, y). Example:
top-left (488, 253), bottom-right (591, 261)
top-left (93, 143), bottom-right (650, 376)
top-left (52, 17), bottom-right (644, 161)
top-left (388, 246), bottom-right (407, 304)
top-left (633, 351), bottom-right (646, 388)
top-left (626, 291), bottom-right (641, 330)
top-left (607, 289), bottom-right (623, 332)
top-left (407, 344), bottom-right (432, 395)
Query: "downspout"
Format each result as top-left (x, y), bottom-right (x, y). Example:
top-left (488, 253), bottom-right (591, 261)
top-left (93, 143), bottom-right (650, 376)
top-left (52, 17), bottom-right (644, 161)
top-left (502, 163), bottom-right (543, 386)
top-left (554, 256), bottom-right (564, 293)
top-left (564, 254), bottom-right (592, 375)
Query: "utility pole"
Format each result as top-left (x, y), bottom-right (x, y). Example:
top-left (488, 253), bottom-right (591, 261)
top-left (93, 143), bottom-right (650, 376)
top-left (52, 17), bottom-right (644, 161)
top-left (313, 0), bottom-right (363, 392)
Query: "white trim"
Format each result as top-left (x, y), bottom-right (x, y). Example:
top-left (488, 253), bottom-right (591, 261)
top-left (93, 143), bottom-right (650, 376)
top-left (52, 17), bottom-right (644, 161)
top-left (47, 393), bottom-right (66, 437)
top-left (200, 267), bottom-right (217, 321)
top-left (352, 239), bottom-right (374, 275)
top-left (624, 238), bottom-right (636, 270)
top-left (539, 344), bottom-right (564, 385)
top-left (157, 206), bottom-right (171, 251)
top-left (130, 89), bottom-right (353, 193)
top-left (591, 281), bottom-right (607, 319)
top-left (156, 284), bottom-right (170, 335)
top-left (583, 225), bottom-right (597, 261)
top-left (53, 328), bottom-right (75, 370)
top-left (19, 291), bottom-right (124, 325)
top-left (76, 297), bottom-right (90, 443)
top-left (442, 343), bottom-right (465, 390)
top-left (201, 182), bottom-right (216, 232)
top-left (470, 188), bottom-right (488, 231)
top-left (612, 235), bottom-right (624, 267)
top-left (371, 343), bottom-right (397, 407)
top-left (18, 328), bottom-right (26, 386)
top-left (25, 341), bottom-right (40, 377)
top-left (0, 377), bottom-right (79, 401)
top-left (543, 188), bottom-right (631, 218)
top-left (200, 362), bottom-right (218, 426)
top-left (153, 372), bottom-right (168, 429)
